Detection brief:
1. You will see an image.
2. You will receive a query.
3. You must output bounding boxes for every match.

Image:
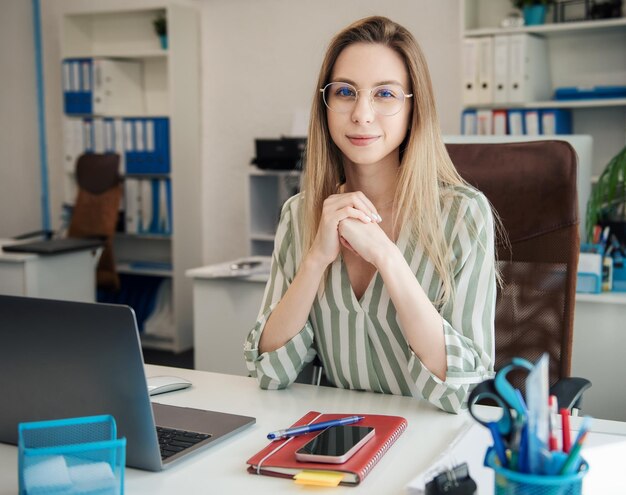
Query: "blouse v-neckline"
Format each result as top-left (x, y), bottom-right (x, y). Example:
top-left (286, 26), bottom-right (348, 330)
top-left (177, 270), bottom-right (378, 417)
top-left (336, 222), bottom-right (409, 308)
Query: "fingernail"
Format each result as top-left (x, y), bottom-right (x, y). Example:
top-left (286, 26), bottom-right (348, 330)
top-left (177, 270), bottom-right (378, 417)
top-left (375, 214), bottom-right (383, 222)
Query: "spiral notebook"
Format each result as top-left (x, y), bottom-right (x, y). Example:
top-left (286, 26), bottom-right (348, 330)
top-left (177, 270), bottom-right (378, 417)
top-left (246, 411), bottom-right (407, 486)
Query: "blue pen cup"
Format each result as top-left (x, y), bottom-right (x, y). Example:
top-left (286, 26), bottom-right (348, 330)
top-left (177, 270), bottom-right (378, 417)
top-left (485, 448), bottom-right (588, 495)
top-left (18, 415), bottom-right (126, 495)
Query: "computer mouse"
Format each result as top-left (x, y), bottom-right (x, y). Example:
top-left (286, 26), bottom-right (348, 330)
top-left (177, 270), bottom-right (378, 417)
top-left (147, 375), bottom-right (192, 396)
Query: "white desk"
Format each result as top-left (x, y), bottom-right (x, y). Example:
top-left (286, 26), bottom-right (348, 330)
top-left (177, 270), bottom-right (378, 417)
top-left (187, 268), bottom-right (267, 376)
top-left (572, 292), bottom-right (626, 422)
top-left (0, 365), bottom-right (625, 494)
top-left (0, 240), bottom-right (98, 302)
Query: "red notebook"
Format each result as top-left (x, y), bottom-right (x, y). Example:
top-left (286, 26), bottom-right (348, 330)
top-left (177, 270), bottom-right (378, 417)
top-left (246, 411), bottom-right (408, 486)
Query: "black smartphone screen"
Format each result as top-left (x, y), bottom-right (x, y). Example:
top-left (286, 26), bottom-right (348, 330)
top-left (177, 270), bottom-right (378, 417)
top-left (297, 425), bottom-right (375, 456)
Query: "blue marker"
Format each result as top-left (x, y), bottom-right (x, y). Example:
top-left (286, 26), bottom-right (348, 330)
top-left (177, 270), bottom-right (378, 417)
top-left (267, 415), bottom-right (364, 440)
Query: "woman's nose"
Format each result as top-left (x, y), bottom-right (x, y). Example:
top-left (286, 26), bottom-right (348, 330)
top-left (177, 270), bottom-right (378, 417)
top-left (351, 90), bottom-right (375, 124)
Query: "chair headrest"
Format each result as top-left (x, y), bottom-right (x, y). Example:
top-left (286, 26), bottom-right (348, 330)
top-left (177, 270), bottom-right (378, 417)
top-left (75, 153), bottom-right (121, 194)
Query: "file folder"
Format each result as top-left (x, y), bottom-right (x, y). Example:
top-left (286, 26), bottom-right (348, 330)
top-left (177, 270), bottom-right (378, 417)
top-left (462, 39), bottom-right (480, 106)
top-left (524, 109), bottom-right (541, 135)
top-left (476, 109), bottom-right (493, 135)
top-left (508, 34), bottom-right (551, 104)
top-left (92, 58), bottom-right (144, 116)
top-left (492, 109), bottom-right (507, 135)
top-left (493, 35), bottom-right (509, 104)
top-left (63, 58), bottom-right (93, 115)
top-left (477, 37), bottom-right (494, 105)
top-left (124, 178), bottom-right (140, 234)
top-left (461, 109), bottom-right (477, 135)
top-left (507, 110), bottom-right (525, 135)
top-left (541, 109), bottom-right (572, 135)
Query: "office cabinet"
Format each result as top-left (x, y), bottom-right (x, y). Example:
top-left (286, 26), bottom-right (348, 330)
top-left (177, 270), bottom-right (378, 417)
top-left (60, 5), bottom-right (201, 352)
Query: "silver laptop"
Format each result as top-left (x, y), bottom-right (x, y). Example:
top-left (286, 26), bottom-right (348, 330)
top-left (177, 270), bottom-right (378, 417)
top-left (0, 295), bottom-right (255, 471)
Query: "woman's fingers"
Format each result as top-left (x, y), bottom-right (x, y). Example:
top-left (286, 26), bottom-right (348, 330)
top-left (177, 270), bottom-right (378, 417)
top-left (324, 192), bottom-right (382, 223)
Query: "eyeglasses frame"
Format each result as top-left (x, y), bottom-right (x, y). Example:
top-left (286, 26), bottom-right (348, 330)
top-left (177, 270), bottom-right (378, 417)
top-left (320, 82), bottom-right (413, 117)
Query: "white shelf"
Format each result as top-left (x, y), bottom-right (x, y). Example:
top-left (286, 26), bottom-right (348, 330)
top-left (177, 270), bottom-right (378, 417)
top-left (249, 232), bottom-right (276, 242)
top-left (62, 50), bottom-right (168, 60)
top-left (575, 292), bottom-right (626, 305)
top-left (248, 168), bottom-right (301, 177)
top-left (465, 98), bottom-right (626, 110)
top-left (464, 17), bottom-right (626, 38)
top-left (116, 262), bottom-right (173, 278)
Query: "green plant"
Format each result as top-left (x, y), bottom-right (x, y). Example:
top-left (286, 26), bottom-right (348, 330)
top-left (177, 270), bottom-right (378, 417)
top-left (153, 13), bottom-right (167, 36)
top-left (586, 145), bottom-right (626, 241)
top-left (512, 0), bottom-right (554, 8)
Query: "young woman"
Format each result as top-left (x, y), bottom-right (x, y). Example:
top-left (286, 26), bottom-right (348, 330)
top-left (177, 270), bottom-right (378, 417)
top-left (244, 16), bottom-right (496, 413)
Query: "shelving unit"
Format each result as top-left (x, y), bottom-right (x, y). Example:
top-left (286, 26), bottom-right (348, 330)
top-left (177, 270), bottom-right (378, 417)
top-left (248, 168), bottom-right (301, 256)
top-left (60, 4), bottom-right (201, 352)
top-left (461, 0), bottom-right (626, 179)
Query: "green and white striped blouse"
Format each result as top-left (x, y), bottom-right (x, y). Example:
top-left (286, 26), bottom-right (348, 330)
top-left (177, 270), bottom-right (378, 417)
top-left (244, 186), bottom-right (496, 413)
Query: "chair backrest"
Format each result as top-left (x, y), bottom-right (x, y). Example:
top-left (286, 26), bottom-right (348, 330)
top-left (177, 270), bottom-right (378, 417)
top-left (446, 141), bottom-right (580, 387)
top-left (67, 153), bottom-right (122, 291)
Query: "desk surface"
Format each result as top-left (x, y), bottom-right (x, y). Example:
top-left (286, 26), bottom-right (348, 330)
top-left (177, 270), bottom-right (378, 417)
top-left (1, 365), bottom-right (625, 494)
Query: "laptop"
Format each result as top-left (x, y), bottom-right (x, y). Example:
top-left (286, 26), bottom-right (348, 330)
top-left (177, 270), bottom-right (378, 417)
top-left (2, 237), bottom-right (104, 255)
top-left (0, 295), bottom-right (255, 471)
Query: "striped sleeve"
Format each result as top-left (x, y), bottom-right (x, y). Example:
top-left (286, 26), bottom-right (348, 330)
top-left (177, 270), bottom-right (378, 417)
top-left (243, 195), bottom-right (317, 389)
top-left (408, 191), bottom-right (496, 413)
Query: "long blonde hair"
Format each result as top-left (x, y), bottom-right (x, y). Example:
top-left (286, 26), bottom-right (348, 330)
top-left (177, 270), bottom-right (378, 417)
top-left (301, 16), bottom-right (468, 306)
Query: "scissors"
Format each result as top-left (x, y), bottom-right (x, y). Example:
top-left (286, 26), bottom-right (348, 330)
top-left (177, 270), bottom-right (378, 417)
top-left (467, 358), bottom-right (534, 466)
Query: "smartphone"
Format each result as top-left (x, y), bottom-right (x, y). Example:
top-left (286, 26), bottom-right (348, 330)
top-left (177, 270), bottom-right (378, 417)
top-left (295, 425), bottom-right (375, 464)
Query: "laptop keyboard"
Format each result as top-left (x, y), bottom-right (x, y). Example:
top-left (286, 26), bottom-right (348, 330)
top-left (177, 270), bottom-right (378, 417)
top-left (157, 426), bottom-right (212, 460)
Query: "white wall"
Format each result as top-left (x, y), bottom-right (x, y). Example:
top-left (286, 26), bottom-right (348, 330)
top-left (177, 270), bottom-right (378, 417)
top-left (0, 0), bottom-right (42, 237)
top-left (199, 0), bottom-right (462, 263)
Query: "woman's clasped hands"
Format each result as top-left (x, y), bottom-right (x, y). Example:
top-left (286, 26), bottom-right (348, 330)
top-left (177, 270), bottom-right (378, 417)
top-left (310, 191), bottom-right (395, 267)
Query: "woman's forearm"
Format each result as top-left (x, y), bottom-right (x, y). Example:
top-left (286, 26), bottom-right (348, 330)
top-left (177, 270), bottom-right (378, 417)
top-left (376, 246), bottom-right (447, 380)
top-left (258, 253), bottom-right (328, 354)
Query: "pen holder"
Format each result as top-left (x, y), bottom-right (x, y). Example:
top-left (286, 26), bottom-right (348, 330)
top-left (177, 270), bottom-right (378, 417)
top-left (18, 415), bottom-right (126, 495)
top-left (484, 447), bottom-right (587, 495)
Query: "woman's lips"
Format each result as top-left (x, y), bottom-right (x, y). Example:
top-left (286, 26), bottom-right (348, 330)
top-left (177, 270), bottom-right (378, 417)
top-left (347, 135), bottom-right (380, 146)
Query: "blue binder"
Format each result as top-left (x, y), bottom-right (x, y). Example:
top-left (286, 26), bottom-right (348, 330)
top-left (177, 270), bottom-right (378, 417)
top-left (63, 58), bottom-right (93, 115)
top-left (461, 109), bottom-right (477, 135)
top-left (540, 109), bottom-right (572, 135)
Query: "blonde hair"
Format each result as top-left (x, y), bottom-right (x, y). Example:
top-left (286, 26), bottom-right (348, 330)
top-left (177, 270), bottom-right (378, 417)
top-left (302, 16), bottom-right (469, 306)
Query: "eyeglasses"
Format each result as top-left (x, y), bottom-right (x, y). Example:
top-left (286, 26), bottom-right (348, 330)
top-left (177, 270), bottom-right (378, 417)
top-left (320, 82), bottom-right (413, 117)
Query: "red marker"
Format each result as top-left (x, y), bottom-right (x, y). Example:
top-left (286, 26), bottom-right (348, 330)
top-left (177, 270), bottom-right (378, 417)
top-left (561, 408), bottom-right (572, 453)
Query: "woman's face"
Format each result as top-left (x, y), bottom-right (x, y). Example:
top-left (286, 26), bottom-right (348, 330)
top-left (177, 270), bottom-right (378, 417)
top-left (326, 42), bottom-right (412, 170)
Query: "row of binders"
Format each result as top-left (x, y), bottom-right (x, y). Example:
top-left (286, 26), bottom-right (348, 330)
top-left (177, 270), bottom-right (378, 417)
top-left (462, 108), bottom-right (572, 136)
top-left (63, 58), bottom-right (145, 115)
top-left (463, 34), bottom-right (551, 106)
top-left (124, 178), bottom-right (172, 236)
top-left (63, 117), bottom-right (170, 175)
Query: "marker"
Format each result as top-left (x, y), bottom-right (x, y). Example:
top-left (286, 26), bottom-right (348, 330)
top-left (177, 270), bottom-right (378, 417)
top-left (560, 408), bottom-right (572, 453)
top-left (560, 417), bottom-right (591, 475)
top-left (267, 415), bottom-right (364, 440)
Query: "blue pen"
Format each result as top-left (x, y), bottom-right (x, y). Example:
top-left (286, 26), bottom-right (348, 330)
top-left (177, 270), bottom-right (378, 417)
top-left (267, 415), bottom-right (365, 440)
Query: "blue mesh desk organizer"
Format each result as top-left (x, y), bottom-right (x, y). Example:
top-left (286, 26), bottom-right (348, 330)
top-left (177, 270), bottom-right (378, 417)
top-left (18, 415), bottom-right (126, 495)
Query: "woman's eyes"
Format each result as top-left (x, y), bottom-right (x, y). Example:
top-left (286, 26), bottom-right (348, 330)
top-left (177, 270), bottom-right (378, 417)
top-left (335, 86), bottom-right (356, 97)
top-left (374, 87), bottom-right (397, 99)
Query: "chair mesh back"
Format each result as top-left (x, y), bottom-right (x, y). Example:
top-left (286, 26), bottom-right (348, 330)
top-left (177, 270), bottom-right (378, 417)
top-left (446, 141), bottom-right (580, 388)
